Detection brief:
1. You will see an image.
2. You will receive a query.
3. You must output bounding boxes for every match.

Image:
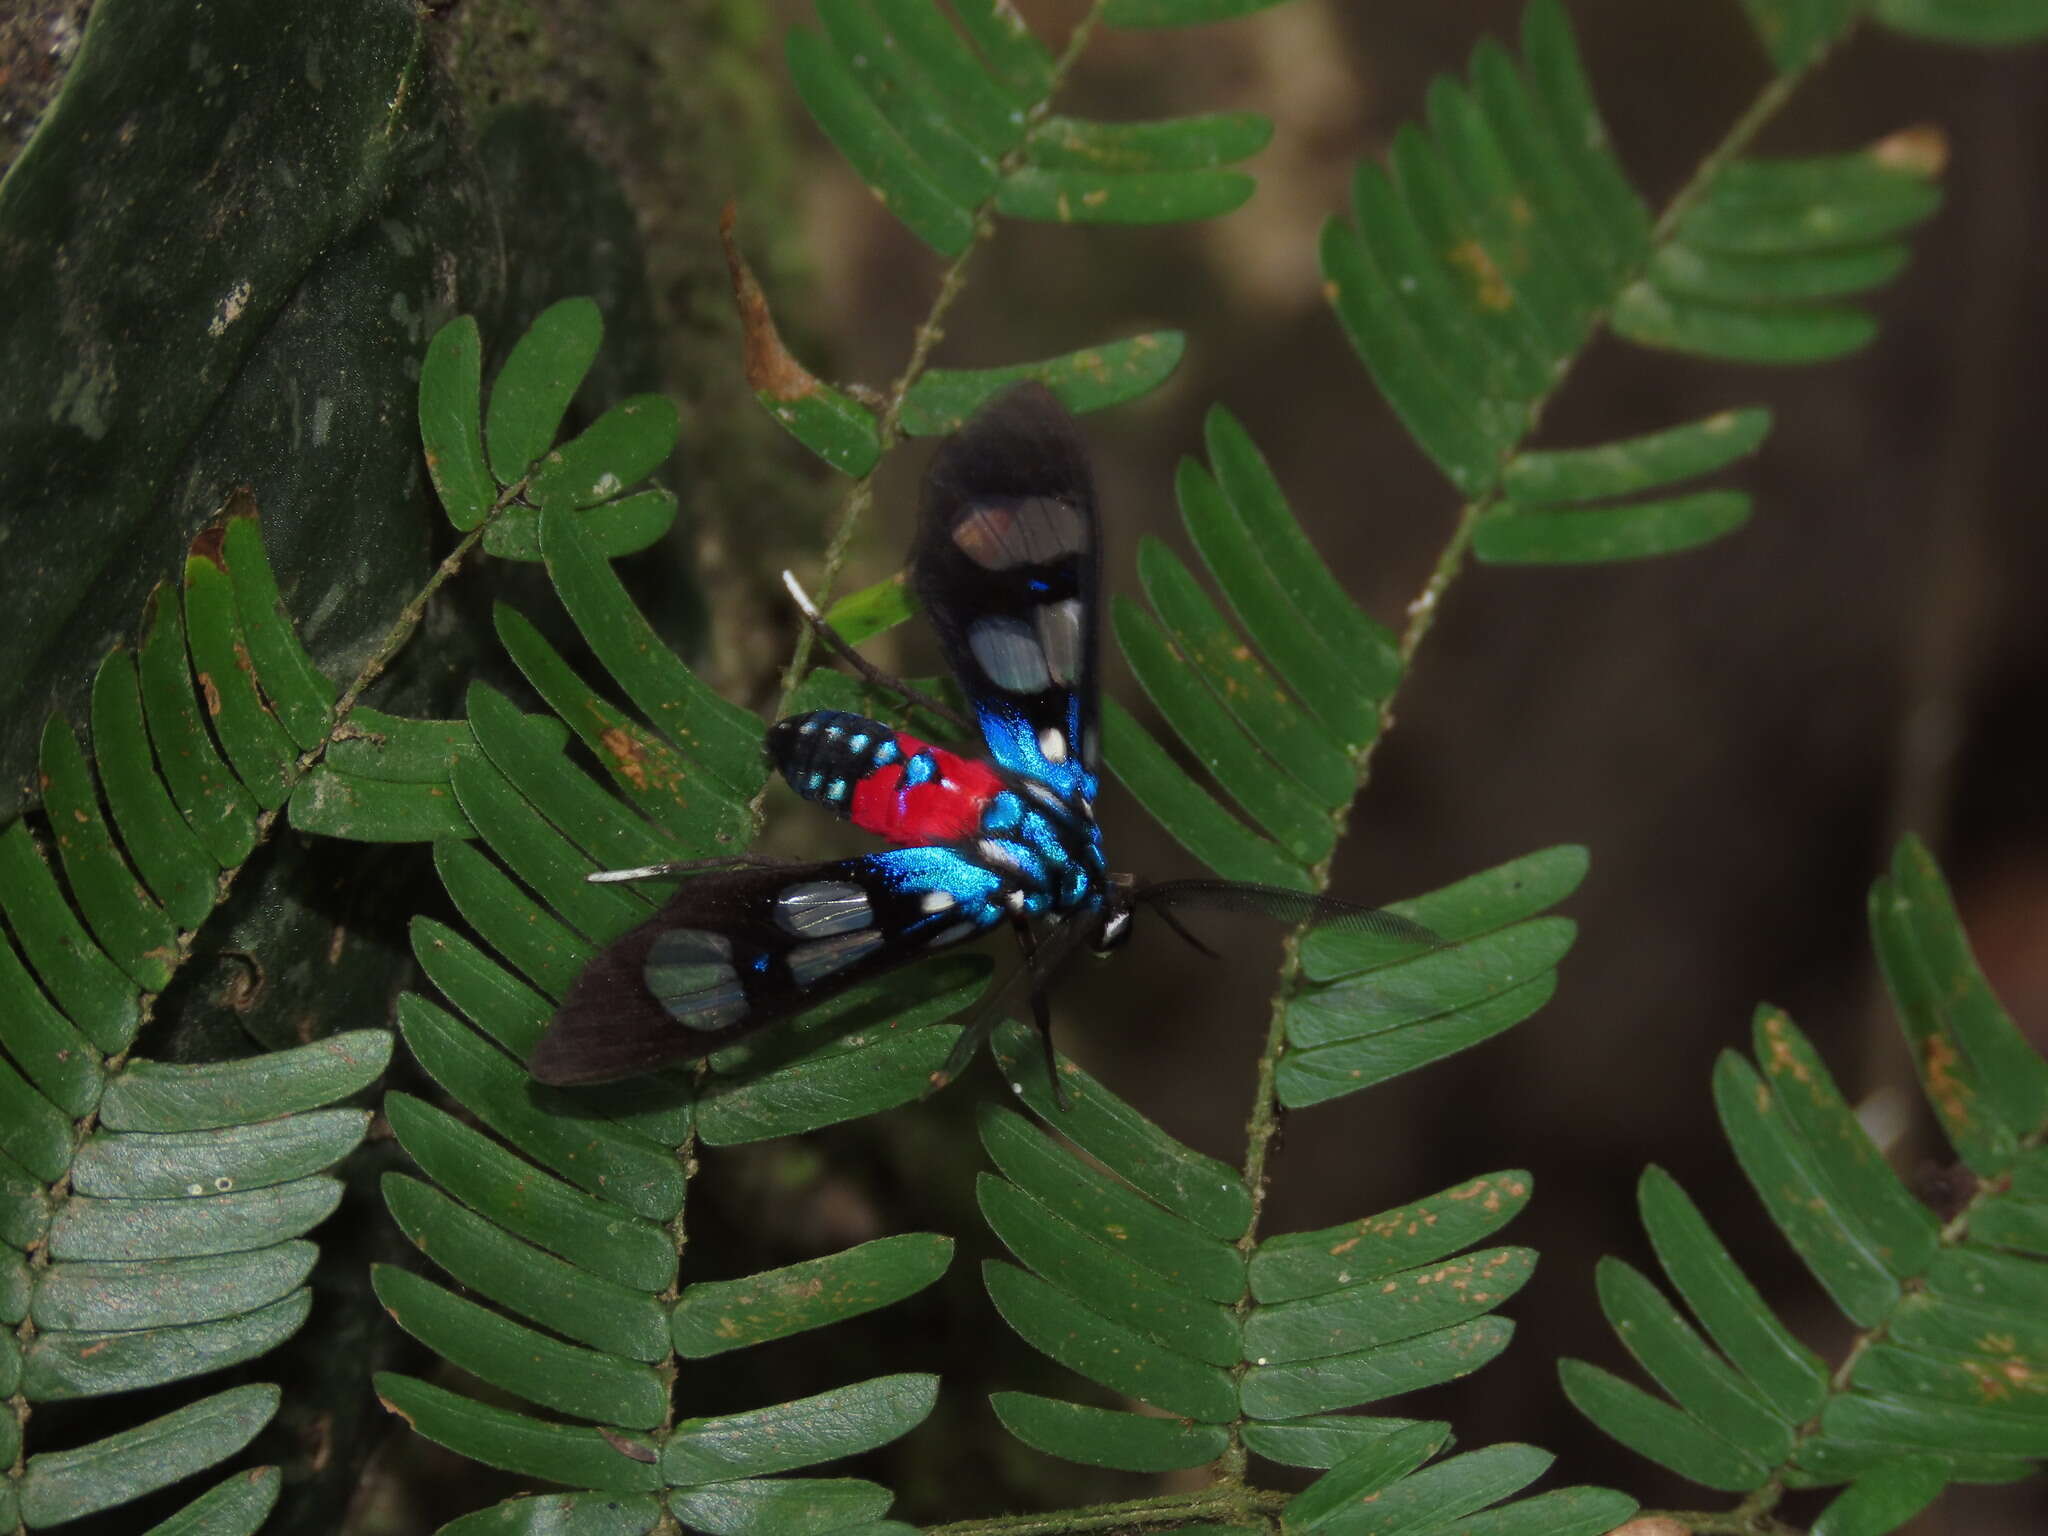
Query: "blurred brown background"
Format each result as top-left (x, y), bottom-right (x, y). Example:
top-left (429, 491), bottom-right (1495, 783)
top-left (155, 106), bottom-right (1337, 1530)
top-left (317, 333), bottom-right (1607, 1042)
top-left (735, 0), bottom-right (2048, 1529)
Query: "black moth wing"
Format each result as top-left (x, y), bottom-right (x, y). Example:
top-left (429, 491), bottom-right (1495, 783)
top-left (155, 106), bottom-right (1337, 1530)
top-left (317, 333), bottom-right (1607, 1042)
top-left (529, 857), bottom-right (963, 1086)
top-left (914, 382), bottom-right (1101, 793)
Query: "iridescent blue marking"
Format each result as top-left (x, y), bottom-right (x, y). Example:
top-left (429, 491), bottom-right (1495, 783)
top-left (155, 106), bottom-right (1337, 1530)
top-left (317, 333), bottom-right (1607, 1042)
top-left (827, 778), bottom-right (848, 801)
top-left (848, 733), bottom-right (870, 754)
top-left (751, 951), bottom-right (771, 973)
top-left (806, 771), bottom-right (824, 793)
top-left (904, 752), bottom-right (937, 788)
top-left (872, 740), bottom-right (900, 767)
top-left (975, 700), bottom-right (1093, 803)
top-left (982, 792), bottom-right (1023, 835)
top-left (869, 846), bottom-right (1004, 913)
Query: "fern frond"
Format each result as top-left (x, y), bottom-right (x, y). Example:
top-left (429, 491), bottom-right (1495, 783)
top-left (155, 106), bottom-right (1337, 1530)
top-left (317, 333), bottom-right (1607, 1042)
top-left (0, 497), bottom-right (403, 1532)
top-left (1565, 838), bottom-right (2048, 1520)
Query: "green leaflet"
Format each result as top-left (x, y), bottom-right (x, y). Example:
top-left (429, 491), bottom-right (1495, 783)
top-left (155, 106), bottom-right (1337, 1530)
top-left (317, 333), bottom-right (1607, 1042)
top-left (1252, 1171), bottom-right (1534, 1303)
top-left (899, 333), bottom-right (1187, 436)
top-left (1281, 1420), bottom-right (1450, 1530)
top-left (1322, 0), bottom-right (1650, 495)
top-left (1614, 136), bottom-right (1942, 365)
top-left (671, 1234), bottom-right (953, 1358)
top-left (373, 1373), bottom-right (662, 1494)
top-left (990, 1393), bottom-right (1229, 1472)
top-left (98, 1030), bottom-right (391, 1132)
top-left (15, 1384), bottom-right (279, 1528)
top-left (484, 298), bottom-right (605, 484)
top-left (661, 1374), bottom-right (939, 1482)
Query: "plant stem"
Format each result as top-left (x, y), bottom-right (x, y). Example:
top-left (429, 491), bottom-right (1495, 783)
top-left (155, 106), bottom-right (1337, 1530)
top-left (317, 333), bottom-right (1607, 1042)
top-left (926, 1485), bottom-right (1286, 1536)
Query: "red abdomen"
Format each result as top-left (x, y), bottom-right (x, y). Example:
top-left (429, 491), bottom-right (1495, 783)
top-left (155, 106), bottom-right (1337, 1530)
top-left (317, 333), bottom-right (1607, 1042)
top-left (767, 710), bottom-right (1002, 845)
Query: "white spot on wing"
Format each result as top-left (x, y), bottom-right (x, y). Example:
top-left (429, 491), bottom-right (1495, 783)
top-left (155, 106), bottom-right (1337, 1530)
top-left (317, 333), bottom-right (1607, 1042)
top-left (1037, 726), bottom-right (1066, 763)
top-left (968, 617), bottom-right (1052, 694)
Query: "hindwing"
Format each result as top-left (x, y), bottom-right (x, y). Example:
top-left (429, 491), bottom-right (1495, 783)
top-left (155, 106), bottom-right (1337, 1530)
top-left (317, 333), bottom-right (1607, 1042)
top-left (914, 383), bottom-right (1099, 804)
top-left (529, 849), bottom-right (1006, 1085)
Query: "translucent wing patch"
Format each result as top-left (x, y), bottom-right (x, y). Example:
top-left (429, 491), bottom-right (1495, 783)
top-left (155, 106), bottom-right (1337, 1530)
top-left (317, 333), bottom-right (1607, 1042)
top-left (530, 848), bottom-right (1008, 1085)
top-left (915, 383), bottom-right (1100, 804)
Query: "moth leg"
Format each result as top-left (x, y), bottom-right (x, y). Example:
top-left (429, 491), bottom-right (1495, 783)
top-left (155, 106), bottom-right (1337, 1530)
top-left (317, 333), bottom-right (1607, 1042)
top-left (1008, 913), bottom-right (1071, 1111)
top-left (781, 570), bottom-right (973, 737)
top-left (586, 853), bottom-right (805, 885)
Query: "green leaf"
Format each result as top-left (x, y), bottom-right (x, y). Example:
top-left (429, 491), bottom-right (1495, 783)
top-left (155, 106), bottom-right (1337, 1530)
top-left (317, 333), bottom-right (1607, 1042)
top-left (1242, 1414), bottom-right (1436, 1470)
top-left (1245, 1247), bottom-right (1535, 1366)
top-left (1650, 240), bottom-right (1908, 304)
top-left (15, 1383), bottom-right (277, 1528)
top-left (1252, 1170), bottom-right (1533, 1304)
top-left (1287, 918), bottom-right (1576, 1048)
top-left (539, 510), bottom-right (764, 800)
top-left (0, 925), bottom-right (104, 1118)
top-left (68, 1122), bottom-right (370, 1204)
top-left (1505, 409), bottom-right (1772, 505)
top-left (984, 1260), bottom-right (1237, 1422)
top-left (1874, 0), bottom-right (2048, 42)
top-left (1558, 1358), bottom-right (1769, 1492)
top-left (1474, 492), bottom-right (1753, 565)
top-left (979, 1174), bottom-right (1240, 1366)
top-left (989, 1018), bottom-right (1253, 1240)
top-left (89, 650), bottom-right (217, 929)
top-left (142, 1465), bottom-right (283, 1536)
top-left (433, 836), bottom-right (590, 999)
top-left (1116, 596), bottom-right (1335, 863)
top-left (384, 1174), bottom-right (669, 1362)
top-left (1612, 284), bottom-right (1875, 363)
top-left (1241, 1315), bottom-right (1514, 1419)
top-left (0, 821), bottom-right (140, 1053)
top-left (900, 332), bottom-right (1187, 436)
top-left (0, 1057), bottom-right (75, 1184)
top-left (1636, 1167), bottom-right (1829, 1424)
top-left (216, 515), bottom-right (334, 754)
top-left (46, 1181), bottom-right (343, 1262)
top-left (384, 1093), bottom-right (676, 1294)
top-left (667, 1477), bottom-right (892, 1536)
top-left (1712, 1050), bottom-right (1899, 1326)
top-left (870, 0), bottom-right (1024, 158)
top-left (136, 585), bottom-right (257, 869)
top-left (1028, 114), bottom-right (1270, 173)
top-left (181, 544), bottom-right (297, 809)
top-left (1136, 538), bottom-right (1353, 809)
top-left (1737, 0), bottom-right (1859, 69)
top-left (486, 489), bottom-right (679, 563)
top-left (822, 572), bottom-right (918, 646)
top-left (374, 1373), bottom-right (661, 1493)
top-left (1102, 0), bottom-right (1289, 22)
top-left (979, 1105), bottom-right (1245, 1304)
top-left (1877, 835), bottom-right (2048, 1153)
top-left (1811, 1455), bottom-right (1951, 1536)
top-left (1307, 846), bottom-right (1588, 972)
top-left (662, 1374), bottom-right (938, 1482)
top-left (22, 1287), bottom-right (311, 1398)
top-left (787, 28), bottom-right (977, 255)
top-left (485, 297), bottom-right (605, 483)
top-left (1448, 1486), bottom-right (1640, 1536)
top-left (1197, 414), bottom-right (1400, 736)
top-left (996, 166), bottom-right (1255, 225)
top-left (451, 753), bottom-right (648, 946)
top-left (98, 1029), bottom-right (391, 1132)
top-left (1101, 699), bottom-right (1310, 889)
top-left (436, 1494), bottom-right (664, 1536)
top-left (759, 385), bottom-right (884, 477)
top-left (398, 995), bottom-right (685, 1222)
top-left (990, 1392), bottom-right (1229, 1471)
top-left (948, 0), bottom-right (1053, 101)
top-left (1283, 1418), bottom-right (1450, 1530)
top-left (31, 1243), bottom-right (314, 1331)
top-left (373, 1264), bottom-right (666, 1427)
top-left (1821, 1389), bottom-right (2048, 1457)
top-left (420, 315), bottom-right (496, 530)
top-left (671, 1234), bottom-right (953, 1357)
top-left (1302, 1442), bottom-right (1553, 1534)
top-left (1277, 973), bottom-right (1560, 1109)
top-left (1751, 1008), bottom-right (1940, 1276)
top-left (1594, 1256), bottom-right (1794, 1465)
top-left (527, 394), bottom-right (678, 509)
top-left (289, 765), bottom-right (478, 842)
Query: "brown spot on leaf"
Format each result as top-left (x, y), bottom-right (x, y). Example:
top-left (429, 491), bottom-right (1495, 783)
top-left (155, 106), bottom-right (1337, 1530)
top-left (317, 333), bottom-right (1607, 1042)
top-left (599, 1428), bottom-right (658, 1463)
top-left (721, 202), bottom-right (822, 402)
top-left (198, 672), bottom-right (223, 716)
top-left (1922, 1032), bottom-right (1974, 1128)
top-left (1446, 239), bottom-right (1513, 311)
top-left (601, 726), bottom-right (651, 790)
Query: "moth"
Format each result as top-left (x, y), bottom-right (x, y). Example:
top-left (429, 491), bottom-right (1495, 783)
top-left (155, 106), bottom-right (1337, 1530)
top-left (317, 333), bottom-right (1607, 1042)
top-left (528, 384), bottom-right (1431, 1097)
